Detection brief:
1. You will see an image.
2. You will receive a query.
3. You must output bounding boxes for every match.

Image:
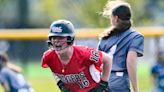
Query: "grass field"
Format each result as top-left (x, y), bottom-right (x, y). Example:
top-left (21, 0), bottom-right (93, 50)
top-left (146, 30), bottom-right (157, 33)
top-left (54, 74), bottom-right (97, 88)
top-left (0, 62), bottom-right (153, 92)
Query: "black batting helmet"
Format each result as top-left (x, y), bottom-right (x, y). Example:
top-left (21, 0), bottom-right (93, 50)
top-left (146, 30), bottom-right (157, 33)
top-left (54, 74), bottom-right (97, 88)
top-left (48, 20), bottom-right (75, 45)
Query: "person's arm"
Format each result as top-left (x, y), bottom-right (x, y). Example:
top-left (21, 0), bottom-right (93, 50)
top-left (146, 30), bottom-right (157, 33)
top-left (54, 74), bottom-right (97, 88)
top-left (7, 63), bottom-right (22, 73)
top-left (127, 51), bottom-right (138, 92)
top-left (101, 52), bottom-right (112, 81)
top-left (90, 52), bottom-right (112, 92)
top-left (1, 82), bottom-right (10, 92)
top-left (0, 74), bottom-right (10, 92)
top-left (151, 73), bottom-right (157, 87)
top-left (53, 74), bottom-right (70, 92)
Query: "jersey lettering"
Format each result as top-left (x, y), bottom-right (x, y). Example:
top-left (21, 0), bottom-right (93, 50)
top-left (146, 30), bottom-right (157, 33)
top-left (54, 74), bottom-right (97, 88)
top-left (54, 72), bottom-right (89, 88)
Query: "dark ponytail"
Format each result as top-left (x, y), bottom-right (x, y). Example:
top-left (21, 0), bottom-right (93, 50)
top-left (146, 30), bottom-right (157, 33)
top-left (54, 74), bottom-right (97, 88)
top-left (100, 0), bottom-right (132, 39)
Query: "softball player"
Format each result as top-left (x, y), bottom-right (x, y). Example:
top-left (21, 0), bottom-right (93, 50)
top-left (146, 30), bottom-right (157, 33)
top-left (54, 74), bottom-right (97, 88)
top-left (41, 20), bottom-right (112, 92)
top-left (0, 53), bottom-right (34, 92)
top-left (151, 51), bottom-right (164, 92)
top-left (98, 0), bottom-right (144, 92)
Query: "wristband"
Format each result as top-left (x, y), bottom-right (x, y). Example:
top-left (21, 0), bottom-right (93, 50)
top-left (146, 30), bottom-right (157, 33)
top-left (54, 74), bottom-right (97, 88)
top-left (99, 80), bottom-right (108, 89)
top-left (57, 80), bottom-right (70, 92)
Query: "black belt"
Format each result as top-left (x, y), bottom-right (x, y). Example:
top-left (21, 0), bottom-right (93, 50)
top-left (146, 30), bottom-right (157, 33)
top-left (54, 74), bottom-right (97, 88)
top-left (111, 70), bottom-right (127, 73)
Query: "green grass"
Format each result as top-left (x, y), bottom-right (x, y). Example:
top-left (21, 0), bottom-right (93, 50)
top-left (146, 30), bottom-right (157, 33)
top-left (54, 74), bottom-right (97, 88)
top-left (24, 62), bottom-right (61, 92)
top-left (137, 62), bottom-right (153, 92)
top-left (0, 62), bottom-right (153, 92)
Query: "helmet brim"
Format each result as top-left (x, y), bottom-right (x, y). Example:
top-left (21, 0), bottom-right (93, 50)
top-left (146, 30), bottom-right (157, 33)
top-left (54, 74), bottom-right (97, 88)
top-left (48, 33), bottom-right (75, 37)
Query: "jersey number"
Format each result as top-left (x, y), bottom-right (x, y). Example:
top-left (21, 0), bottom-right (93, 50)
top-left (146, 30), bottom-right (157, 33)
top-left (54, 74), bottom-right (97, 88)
top-left (90, 50), bottom-right (99, 62)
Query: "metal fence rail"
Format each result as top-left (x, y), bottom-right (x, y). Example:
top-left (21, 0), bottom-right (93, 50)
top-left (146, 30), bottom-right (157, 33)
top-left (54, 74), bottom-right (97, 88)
top-left (0, 27), bottom-right (164, 40)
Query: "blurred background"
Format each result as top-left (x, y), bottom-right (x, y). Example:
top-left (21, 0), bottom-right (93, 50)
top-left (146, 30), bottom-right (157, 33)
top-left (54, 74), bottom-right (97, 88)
top-left (0, 0), bottom-right (164, 92)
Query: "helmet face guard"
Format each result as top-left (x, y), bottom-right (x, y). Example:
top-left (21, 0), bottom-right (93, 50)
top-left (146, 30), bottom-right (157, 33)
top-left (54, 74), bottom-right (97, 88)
top-left (49, 36), bottom-right (74, 45)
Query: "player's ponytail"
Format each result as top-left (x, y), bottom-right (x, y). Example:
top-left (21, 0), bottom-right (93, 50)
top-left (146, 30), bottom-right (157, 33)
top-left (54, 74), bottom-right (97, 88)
top-left (100, 0), bottom-right (132, 39)
top-left (0, 53), bottom-right (22, 73)
top-left (0, 53), bottom-right (9, 69)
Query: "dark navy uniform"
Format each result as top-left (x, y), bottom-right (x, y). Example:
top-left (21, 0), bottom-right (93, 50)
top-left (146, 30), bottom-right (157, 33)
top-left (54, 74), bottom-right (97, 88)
top-left (98, 28), bottom-right (144, 92)
top-left (0, 67), bottom-right (34, 92)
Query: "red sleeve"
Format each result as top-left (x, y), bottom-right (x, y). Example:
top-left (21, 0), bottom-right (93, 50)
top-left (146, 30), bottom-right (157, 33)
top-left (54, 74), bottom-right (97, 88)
top-left (41, 49), bottom-right (53, 68)
top-left (41, 52), bottom-right (49, 68)
top-left (86, 47), bottom-right (103, 67)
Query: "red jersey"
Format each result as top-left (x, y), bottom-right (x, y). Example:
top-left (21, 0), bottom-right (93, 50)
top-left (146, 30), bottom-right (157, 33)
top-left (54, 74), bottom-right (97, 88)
top-left (41, 45), bottom-right (103, 92)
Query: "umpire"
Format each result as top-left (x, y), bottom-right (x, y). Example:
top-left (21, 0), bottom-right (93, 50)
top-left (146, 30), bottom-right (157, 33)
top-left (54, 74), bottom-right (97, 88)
top-left (98, 0), bottom-right (144, 92)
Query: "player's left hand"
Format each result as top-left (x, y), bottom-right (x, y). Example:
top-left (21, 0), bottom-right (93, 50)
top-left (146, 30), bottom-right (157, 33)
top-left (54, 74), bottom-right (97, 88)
top-left (57, 80), bottom-right (70, 92)
top-left (90, 80), bottom-right (111, 92)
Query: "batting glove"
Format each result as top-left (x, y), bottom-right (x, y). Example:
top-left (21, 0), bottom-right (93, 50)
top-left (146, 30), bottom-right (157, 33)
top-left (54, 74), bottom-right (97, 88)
top-left (57, 80), bottom-right (70, 92)
top-left (90, 80), bottom-right (111, 92)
